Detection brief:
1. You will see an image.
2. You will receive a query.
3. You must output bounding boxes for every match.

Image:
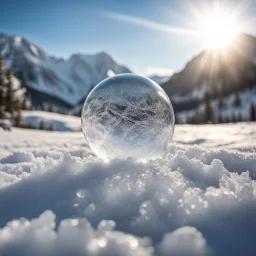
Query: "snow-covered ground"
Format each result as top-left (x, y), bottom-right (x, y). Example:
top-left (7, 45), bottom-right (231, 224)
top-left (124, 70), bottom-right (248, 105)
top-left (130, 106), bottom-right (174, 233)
top-left (22, 111), bottom-right (81, 132)
top-left (0, 117), bottom-right (256, 255)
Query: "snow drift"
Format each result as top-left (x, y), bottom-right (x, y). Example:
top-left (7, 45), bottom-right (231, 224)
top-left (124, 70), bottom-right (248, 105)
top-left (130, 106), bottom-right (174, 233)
top-left (0, 124), bottom-right (256, 255)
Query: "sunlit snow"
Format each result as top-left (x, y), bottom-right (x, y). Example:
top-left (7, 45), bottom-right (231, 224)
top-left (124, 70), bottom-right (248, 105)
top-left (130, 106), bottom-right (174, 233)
top-left (0, 113), bottom-right (255, 255)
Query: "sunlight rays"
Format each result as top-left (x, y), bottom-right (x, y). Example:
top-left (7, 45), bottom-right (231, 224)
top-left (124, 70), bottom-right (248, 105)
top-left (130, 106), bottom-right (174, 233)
top-left (101, 0), bottom-right (253, 82)
top-left (101, 1), bottom-right (251, 52)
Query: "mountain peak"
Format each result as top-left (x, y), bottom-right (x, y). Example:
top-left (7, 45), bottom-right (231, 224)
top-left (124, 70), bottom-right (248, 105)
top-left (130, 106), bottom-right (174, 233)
top-left (0, 32), bottom-right (131, 108)
top-left (0, 33), bottom-right (46, 62)
top-left (96, 51), bottom-right (110, 57)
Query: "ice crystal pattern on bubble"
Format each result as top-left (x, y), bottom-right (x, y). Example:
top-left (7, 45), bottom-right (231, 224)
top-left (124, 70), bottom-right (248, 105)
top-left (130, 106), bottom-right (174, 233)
top-left (81, 74), bottom-right (175, 161)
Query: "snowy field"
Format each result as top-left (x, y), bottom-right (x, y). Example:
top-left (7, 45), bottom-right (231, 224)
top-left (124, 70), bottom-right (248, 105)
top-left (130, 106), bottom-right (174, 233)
top-left (0, 114), bottom-right (256, 255)
top-left (22, 111), bottom-right (81, 132)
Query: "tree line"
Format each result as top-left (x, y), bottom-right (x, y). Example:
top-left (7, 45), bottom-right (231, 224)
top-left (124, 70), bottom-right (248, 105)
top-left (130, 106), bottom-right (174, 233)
top-left (183, 78), bottom-right (256, 124)
top-left (0, 51), bottom-right (25, 127)
top-left (184, 93), bottom-right (256, 124)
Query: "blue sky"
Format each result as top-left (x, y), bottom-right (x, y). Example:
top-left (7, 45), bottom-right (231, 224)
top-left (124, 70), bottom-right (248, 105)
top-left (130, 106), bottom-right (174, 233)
top-left (1, 0), bottom-right (255, 75)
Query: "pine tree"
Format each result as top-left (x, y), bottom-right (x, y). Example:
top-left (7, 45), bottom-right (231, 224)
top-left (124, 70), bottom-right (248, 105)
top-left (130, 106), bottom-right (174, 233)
top-left (237, 113), bottom-right (243, 122)
top-left (21, 89), bottom-right (28, 110)
top-left (0, 50), bottom-right (24, 128)
top-left (21, 97), bottom-right (27, 110)
top-left (219, 84), bottom-right (227, 107)
top-left (233, 93), bottom-right (241, 107)
top-left (218, 93), bottom-right (224, 109)
top-left (218, 114), bottom-right (223, 124)
top-left (250, 103), bottom-right (256, 121)
top-left (186, 115), bottom-right (191, 124)
top-left (231, 113), bottom-right (237, 123)
top-left (174, 111), bottom-right (180, 124)
top-left (0, 49), bottom-right (5, 119)
top-left (222, 115), bottom-right (228, 123)
top-left (190, 114), bottom-right (196, 124)
top-left (47, 123), bottom-right (54, 131)
top-left (48, 104), bottom-right (53, 112)
top-left (13, 111), bottom-right (22, 127)
top-left (240, 68), bottom-right (249, 91)
top-left (204, 92), bottom-right (213, 123)
top-left (5, 69), bottom-right (15, 115)
top-left (39, 119), bottom-right (44, 130)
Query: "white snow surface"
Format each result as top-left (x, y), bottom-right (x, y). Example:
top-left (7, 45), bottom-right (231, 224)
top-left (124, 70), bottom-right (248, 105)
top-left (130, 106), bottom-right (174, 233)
top-left (22, 111), bottom-right (81, 131)
top-left (0, 119), bottom-right (256, 255)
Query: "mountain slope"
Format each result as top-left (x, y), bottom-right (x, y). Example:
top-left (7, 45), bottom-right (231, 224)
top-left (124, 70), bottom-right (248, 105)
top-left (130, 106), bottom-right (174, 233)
top-left (0, 33), bottom-right (131, 108)
top-left (162, 34), bottom-right (256, 112)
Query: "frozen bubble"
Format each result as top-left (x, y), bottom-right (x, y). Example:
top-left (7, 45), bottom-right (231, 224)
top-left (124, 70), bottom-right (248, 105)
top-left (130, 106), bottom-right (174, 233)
top-left (81, 74), bottom-right (175, 161)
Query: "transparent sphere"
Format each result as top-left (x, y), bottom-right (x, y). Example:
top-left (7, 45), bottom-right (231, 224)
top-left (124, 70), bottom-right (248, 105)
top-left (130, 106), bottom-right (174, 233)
top-left (81, 74), bottom-right (175, 161)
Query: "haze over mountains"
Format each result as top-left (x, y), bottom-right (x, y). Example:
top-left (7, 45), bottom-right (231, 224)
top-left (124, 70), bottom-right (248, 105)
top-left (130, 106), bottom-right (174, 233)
top-left (0, 32), bottom-right (255, 119)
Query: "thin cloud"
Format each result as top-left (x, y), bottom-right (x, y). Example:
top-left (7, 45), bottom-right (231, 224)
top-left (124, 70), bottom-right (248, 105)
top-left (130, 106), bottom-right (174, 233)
top-left (101, 10), bottom-right (195, 35)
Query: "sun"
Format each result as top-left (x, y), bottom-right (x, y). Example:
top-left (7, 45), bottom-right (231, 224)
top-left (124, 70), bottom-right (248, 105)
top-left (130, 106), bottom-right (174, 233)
top-left (199, 12), bottom-right (238, 49)
top-left (195, 5), bottom-right (242, 50)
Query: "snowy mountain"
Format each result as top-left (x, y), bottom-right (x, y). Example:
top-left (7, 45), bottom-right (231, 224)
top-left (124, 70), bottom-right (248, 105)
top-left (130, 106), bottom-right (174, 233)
top-left (162, 34), bottom-right (256, 114)
top-left (0, 33), bottom-right (131, 109)
top-left (149, 75), bottom-right (170, 84)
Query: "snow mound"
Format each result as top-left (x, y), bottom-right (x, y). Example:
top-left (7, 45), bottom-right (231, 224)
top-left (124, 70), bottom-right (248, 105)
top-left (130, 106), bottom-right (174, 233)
top-left (0, 152), bottom-right (35, 164)
top-left (0, 210), bottom-right (151, 256)
top-left (0, 125), bottom-right (255, 255)
top-left (158, 226), bottom-right (207, 256)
